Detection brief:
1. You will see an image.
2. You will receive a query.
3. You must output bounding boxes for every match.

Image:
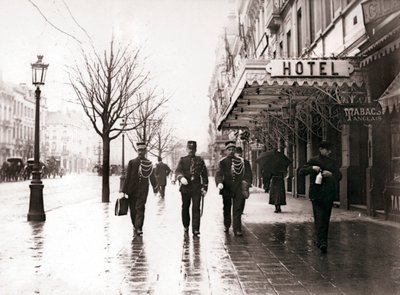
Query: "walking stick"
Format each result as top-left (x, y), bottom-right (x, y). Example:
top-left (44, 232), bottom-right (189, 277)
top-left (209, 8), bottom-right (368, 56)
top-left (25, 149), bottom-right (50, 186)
top-left (200, 190), bottom-right (205, 217)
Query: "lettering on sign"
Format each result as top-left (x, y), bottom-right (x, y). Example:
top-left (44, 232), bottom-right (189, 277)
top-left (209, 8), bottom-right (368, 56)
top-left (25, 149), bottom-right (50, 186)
top-left (340, 103), bottom-right (383, 124)
top-left (362, 0), bottom-right (400, 25)
top-left (266, 60), bottom-right (354, 77)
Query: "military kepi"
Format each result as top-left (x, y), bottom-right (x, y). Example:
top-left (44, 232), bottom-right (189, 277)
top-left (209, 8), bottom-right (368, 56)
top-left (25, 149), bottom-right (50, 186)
top-left (137, 142), bottom-right (146, 151)
top-left (225, 140), bottom-right (236, 149)
top-left (187, 140), bottom-right (197, 150)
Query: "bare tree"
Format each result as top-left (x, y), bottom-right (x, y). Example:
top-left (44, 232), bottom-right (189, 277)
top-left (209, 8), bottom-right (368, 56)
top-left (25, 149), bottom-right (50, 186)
top-left (152, 124), bottom-right (176, 159)
top-left (69, 39), bottom-right (151, 202)
top-left (126, 90), bottom-right (168, 155)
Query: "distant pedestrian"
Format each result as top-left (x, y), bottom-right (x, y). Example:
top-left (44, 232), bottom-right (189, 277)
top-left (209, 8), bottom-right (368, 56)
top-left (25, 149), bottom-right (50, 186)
top-left (122, 142), bottom-right (157, 236)
top-left (261, 144), bottom-right (292, 213)
top-left (216, 141), bottom-right (251, 236)
top-left (234, 146), bottom-right (253, 215)
top-left (155, 157), bottom-right (171, 198)
top-left (299, 140), bottom-right (342, 254)
top-left (175, 141), bottom-right (209, 237)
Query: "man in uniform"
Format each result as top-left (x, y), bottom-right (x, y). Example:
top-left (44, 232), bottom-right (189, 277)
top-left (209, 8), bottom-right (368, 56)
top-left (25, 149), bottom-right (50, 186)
top-left (234, 146), bottom-right (253, 215)
top-left (299, 140), bottom-right (342, 253)
top-left (155, 156), bottom-right (171, 198)
top-left (216, 141), bottom-right (251, 236)
top-left (122, 142), bottom-right (157, 236)
top-left (175, 140), bottom-right (209, 237)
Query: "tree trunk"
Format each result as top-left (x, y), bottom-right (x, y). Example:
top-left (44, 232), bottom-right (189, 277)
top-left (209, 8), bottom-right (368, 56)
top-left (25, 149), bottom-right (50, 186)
top-left (102, 136), bottom-right (111, 202)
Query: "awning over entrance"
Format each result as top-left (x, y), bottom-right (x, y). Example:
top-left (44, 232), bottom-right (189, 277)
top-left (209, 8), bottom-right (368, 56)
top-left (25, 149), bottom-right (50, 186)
top-left (217, 59), bottom-right (366, 130)
top-left (379, 71), bottom-right (400, 113)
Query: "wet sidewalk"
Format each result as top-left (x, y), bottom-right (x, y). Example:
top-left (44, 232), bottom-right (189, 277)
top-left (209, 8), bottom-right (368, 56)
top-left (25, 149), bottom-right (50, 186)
top-left (1, 180), bottom-right (400, 294)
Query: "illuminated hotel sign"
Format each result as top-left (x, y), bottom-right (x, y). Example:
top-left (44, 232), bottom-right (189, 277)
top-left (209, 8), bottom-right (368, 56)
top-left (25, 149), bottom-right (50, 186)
top-left (267, 60), bottom-right (354, 77)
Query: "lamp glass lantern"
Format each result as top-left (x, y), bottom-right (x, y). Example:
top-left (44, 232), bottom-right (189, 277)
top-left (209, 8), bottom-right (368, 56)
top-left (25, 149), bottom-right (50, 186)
top-left (31, 55), bottom-right (49, 86)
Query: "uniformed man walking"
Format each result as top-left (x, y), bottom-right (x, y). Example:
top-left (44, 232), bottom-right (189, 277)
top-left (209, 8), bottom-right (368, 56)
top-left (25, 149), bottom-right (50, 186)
top-left (122, 142), bottom-right (157, 236)
top-left (155, 156), bottom-right (171, 198)
top-left (216, 141), bottom-right (251, 236)
top-left (175, 141), bottom-right (208, 237)
top-left (299, 140), bottom-right (342, 253)
top-left (234, 146), bottom-right (253, 215)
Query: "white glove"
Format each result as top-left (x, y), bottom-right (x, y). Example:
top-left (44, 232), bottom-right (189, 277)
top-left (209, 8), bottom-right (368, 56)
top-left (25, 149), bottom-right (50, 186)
top-left (312, 166), bottom-right (321, 172)
top-left (217, 183), bottom-right (224, 190)
top-left (180, 177), bottom-right (188, 185)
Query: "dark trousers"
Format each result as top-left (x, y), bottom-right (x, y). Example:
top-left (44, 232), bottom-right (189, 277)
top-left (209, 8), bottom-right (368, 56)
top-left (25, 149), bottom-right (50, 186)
top-left (158, 185), bottom-right (166, 197)
top-left (181, 191), bottom-right (201, 233)
top-left (312, 200), bottom-right (333, 247)
top-left (128, 189), bottom-right (149, 230)
top-left (222, 193), bottom-right (245, 232)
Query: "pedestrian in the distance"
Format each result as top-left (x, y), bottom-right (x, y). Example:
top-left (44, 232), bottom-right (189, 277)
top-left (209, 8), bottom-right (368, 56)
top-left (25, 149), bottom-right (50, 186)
top-left (261, 143), bottom-right (292, 213)
top-left (175, 141), bottom-right (209, 237)
top-left (234, 146), bottom-right (253, 215)
top-left (122, 142), bottom-right (157, 236)
top-left (299, 140), bottom-right (342, 254)
top-left (155, 156), bottom-right (171, 198)
top-left (216, 141), bottom-right (251, 236)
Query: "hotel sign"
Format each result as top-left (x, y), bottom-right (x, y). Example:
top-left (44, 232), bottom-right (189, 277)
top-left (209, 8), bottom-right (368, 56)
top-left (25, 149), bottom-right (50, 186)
top-left (340, 103), bottom-right (383, 124)
top-left (362, 0), bottom-right (400, 25)
top-left (267, 60), bottom-right (354, 77)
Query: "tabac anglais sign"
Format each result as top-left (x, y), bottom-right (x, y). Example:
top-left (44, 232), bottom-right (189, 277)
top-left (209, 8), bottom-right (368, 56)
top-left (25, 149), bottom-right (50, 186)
top-left (266, 60), bottom-right (354, 77)
top-left (340, 103), bottom-right (383, 124)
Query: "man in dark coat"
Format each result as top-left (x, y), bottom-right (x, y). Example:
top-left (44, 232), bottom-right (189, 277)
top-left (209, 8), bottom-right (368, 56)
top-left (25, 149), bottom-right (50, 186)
top-left (216, 141), bottom-right (252, 236)
top-left (235, 146), bottom-right (253, 214)
top-left (261, 148), bottom-right (292, 213)
top-left (122, 142), bottom-right (157, 236)
top-left (175, 141), bottom-right (209, 237)
top-left (155, 156), bottom-right (171, 198)
top-left (299, 140), bottom-right (342, 253)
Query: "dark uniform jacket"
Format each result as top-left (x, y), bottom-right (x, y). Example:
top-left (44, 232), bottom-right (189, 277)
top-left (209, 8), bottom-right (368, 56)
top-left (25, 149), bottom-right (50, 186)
top-left (155, 162), bottom-right (171, 186)
top-left (175, 155), bottom-right (208, 194)
top-left (299, 154), bottom-right (342, 202)
top-left (122, 157), bottom-right (157, 195)
top-left (215, 156), bottom-right (252, 197)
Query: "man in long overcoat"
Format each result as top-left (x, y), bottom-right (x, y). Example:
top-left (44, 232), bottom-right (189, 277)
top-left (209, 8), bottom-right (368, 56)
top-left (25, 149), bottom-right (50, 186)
top-left (175, 140), bottom-right (209, 237)
top-left (155, 157), bottom-right (171, 198)
top-left (122, 142), bottom-right (157, 236)
top-left (299, 140), bottom-right (342, 253)
top-left (216, 141), bottom-right (252, 236)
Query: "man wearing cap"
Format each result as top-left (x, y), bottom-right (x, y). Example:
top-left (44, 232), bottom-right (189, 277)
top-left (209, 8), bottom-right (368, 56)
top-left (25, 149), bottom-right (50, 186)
top-left (216, 141), bottom-right (249, 236)
top-left (155, 156), bottom-right (171, 198)
top-left (175, 140), bottom-right (209, 237)
top-left (299, 140), bottom-right (342, 253)
top-left (122, 142), bottom-right (157, 236)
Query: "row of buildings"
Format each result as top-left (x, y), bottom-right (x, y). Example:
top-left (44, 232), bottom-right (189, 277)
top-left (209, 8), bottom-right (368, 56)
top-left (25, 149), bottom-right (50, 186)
top-left (0, 74), bottom-right (102, 174)
top-left (208, 0), bottom-right (400, 221)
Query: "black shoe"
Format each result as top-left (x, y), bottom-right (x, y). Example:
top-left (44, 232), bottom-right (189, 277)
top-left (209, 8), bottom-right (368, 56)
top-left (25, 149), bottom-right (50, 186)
top-left (184, 227), bottom-right (189, 233)
top-left (193, 230), bottom-right (200, 237)
top-left (319, 244), bottom-right (327, 254)
top-left (224, 227), bottom-right (229, 233)
top-left (136, 229), bottom-right (143, 236)
top-left (234, 231), bottom-right (243, 236)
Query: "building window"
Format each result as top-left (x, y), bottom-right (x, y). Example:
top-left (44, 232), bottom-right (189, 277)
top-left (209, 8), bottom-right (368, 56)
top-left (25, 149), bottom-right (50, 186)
top-left (310, 0), bottom-right (322, 43)
top-left (297, 8), bottom-right (302, 56)
top-left (392, 122), bottom-right (400, 183)
top-left (287, 30), bottom-right (292, 58)
top-left (279, 41), bottom-right (283, 57)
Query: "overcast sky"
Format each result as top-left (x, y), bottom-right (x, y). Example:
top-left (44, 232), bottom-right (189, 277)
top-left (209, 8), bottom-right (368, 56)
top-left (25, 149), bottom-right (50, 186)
top-left (0, 0), bottom-right (232, 152)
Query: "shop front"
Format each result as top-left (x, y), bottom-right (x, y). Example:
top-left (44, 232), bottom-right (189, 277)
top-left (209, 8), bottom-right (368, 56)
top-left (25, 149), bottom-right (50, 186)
top-left (217, 58), bottom-right (369, 210)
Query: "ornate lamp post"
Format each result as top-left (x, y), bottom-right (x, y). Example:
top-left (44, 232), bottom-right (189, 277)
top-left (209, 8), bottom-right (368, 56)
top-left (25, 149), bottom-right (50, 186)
top-left (119, 119), bottom-right (126, 192)
top-left (27, 55), bottom-right (49, 222)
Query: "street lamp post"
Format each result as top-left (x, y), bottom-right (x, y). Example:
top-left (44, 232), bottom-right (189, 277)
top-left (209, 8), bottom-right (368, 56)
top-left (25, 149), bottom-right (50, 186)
top-left (119, 119), bottom-right (126, 192)
top-left (27, 55), bottom-right (49, 222)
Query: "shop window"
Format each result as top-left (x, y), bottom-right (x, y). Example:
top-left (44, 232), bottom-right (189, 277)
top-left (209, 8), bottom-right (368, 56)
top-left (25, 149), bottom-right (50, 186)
top-left (392, 122), bottom-right (400, 183)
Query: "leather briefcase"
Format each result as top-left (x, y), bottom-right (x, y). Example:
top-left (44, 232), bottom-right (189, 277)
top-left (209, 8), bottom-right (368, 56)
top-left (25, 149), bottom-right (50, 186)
top-left (115, 195), bottom-right (129, 216)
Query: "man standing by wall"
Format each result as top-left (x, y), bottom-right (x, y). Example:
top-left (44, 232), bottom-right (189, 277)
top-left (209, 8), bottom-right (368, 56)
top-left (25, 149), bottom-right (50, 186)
top-left (216, 141), bottom-right (250, 236)
top-left (175, 141), bottom-right (209, 237)
top-left (155, 156), bottom-right (171, 198)
top-left (122, 142), bottom-right (157, 236)
top-left (299, 141), bottom-right (342, 254)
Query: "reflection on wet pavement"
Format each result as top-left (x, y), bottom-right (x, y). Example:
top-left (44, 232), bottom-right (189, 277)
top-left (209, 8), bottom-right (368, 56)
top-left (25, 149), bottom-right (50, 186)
top-left (1, 180), bottom-right (400, 294)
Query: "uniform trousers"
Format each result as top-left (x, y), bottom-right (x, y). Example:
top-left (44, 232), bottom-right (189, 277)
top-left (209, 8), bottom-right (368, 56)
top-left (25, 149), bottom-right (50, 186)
top-left (158, 185), bottom-right (166, 198)
top-left (128, 186), bottom-right (149, 230)
top-left (312, 199), bottom-right (333, 247)
top-left (181, 189), bottom-right (201, 233)
top-left (222, 190), bottom-right (245, 232)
